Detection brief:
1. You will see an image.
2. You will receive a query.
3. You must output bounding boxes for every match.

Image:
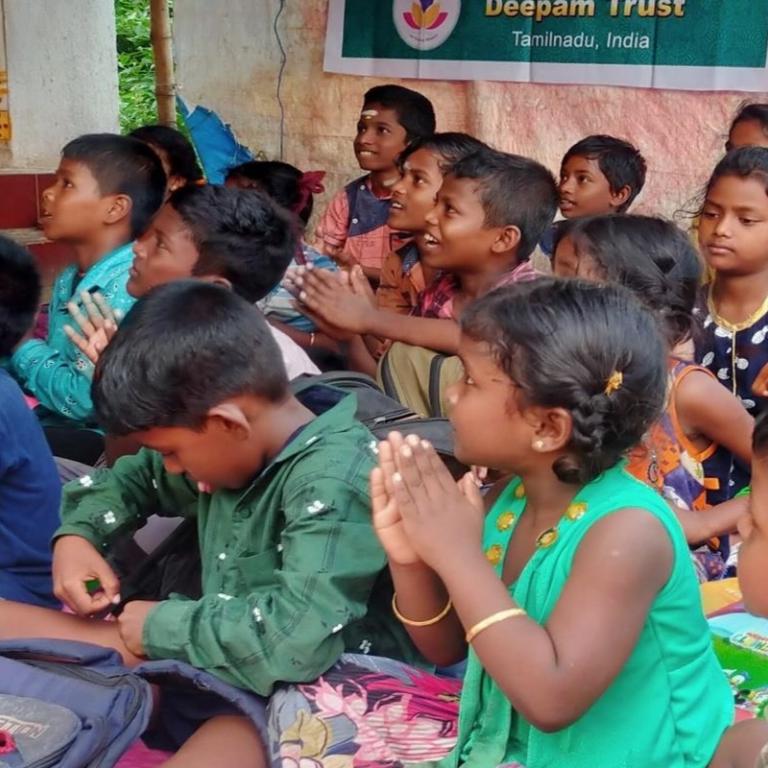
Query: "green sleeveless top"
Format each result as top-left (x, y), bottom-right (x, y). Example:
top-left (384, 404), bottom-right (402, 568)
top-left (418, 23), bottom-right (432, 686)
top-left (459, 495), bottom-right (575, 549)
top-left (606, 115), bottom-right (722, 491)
top-left (434, 464), bottom-right (732, 768)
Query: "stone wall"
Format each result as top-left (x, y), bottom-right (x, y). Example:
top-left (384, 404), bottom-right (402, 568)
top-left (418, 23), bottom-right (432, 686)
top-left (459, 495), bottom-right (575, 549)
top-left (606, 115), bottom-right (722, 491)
top-left (174, 0), bottom-right (768, 221)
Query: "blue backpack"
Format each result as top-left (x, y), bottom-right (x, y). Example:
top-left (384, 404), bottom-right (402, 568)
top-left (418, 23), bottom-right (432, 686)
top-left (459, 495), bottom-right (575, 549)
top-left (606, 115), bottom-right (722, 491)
top-left (0, 639), bottom-right (152, 768)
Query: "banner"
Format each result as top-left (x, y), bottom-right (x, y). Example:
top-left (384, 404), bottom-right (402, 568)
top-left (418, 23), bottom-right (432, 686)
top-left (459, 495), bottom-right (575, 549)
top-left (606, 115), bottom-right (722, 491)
top-left (324, 0), bottom-right (768, 92)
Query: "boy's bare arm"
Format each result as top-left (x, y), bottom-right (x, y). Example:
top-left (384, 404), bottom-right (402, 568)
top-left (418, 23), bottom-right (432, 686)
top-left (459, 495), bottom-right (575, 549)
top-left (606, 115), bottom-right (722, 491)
top-left (364, 311), bottom-right (461, 354)
top-left (294, 268), bottom-right (461, 354)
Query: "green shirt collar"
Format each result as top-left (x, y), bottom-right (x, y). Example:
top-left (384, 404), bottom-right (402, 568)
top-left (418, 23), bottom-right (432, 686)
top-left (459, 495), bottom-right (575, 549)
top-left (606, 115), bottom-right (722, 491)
top-left (266, 389), bottom-right (360, 467)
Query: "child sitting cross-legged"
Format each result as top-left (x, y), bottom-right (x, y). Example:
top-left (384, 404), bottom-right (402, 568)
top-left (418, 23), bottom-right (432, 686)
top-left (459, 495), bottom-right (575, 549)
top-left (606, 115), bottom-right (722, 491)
top-left (371, 278), bottom-right (758, 767)
top-left (286, 132), bottom-right (488, 376)
top-left (64, 184), bottom-right (319, 380)
top-left (9, 133), bottom-right (165, 463)
top-left (0, 280), bottom-right (423, 768)
top-left (294, 147), bottom-right (558, 414)
top-left (553, 214), bottom-right (755, 581)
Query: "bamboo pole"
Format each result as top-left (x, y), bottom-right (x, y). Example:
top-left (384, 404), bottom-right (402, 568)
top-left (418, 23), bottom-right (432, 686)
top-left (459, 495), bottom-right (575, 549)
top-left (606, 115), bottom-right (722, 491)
top-left (150, 0), bottom-right (176, 126)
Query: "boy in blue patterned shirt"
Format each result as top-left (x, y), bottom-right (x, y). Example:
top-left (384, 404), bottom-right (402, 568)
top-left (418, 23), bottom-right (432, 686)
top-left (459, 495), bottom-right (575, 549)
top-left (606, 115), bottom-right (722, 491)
top-left (10, 134), bottom-right (165, 453)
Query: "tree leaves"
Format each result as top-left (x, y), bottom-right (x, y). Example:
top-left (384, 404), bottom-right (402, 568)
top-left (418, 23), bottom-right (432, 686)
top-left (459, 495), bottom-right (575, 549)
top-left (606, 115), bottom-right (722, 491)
top-left (115, 0), bottom-right (160, 132)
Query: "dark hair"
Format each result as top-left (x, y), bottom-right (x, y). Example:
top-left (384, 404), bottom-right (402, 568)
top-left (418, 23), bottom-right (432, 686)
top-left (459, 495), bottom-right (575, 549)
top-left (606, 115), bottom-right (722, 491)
top-left (363, 84), bottom-right (436, 142)
top-left (225, 160), bottom-right (315, 224)
top-left (461, 278), bottom-right (666, 485)
top-left (62, 133), bottom-right (166, 239)
top-left (449, 148), bottom-right (558, 260)
top-left (93, 281), bottom-right (288, 436)
top-left (168, 185), bottom-right (297, 302)
top-left (705, 146), bottom-right (768, 201)
top-left (555, 214), bottom-right (701, 347)
top-left (728, 102), bottom-right (768, 150)
top-left (398, 132), bottom-right (488, 174)
top-left (562, 135), bottom-right (647, 212)
top-left (129, 124), bottom-right (204, 186)
top-left (0, 236), bottom-right (41, 356)
top-left (754, 410), bottom-right (768, 456)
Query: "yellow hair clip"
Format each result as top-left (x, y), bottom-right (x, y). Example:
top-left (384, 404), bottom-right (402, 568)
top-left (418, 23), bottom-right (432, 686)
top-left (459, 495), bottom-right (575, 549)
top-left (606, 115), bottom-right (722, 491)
top-left (604, 370), bottom-right (623, 396)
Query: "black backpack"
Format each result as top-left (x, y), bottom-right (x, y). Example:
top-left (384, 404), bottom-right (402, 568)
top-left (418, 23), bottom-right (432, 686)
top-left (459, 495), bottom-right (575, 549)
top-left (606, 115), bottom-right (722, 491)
top-left (289, 372), bottom-right (466, 478)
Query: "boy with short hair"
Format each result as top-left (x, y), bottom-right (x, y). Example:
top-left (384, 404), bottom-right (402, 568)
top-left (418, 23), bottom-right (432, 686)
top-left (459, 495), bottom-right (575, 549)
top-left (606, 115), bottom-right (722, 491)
top-left (303, 132), bottom-right (489, 377)
top-left (558, 134), bottom-right (647, 219)
top-left (0, 236), bottom-right (61, 607)
top-left (297, 147), bottom-right (558, 415)
top-left (315, 84), bottom-right (436, 281)
top-left (299, 147), bottom-right (558, 355)
top-left (377, 132), bottom-right (487, 316)
top-left (536, 134), bottom-right (646, 259)
top-left (66, 184), bottom-right (319, 379)
top-left (10, 133), bottom-right (165, 442)
top-left (0, 281), bottom-right (420, 767)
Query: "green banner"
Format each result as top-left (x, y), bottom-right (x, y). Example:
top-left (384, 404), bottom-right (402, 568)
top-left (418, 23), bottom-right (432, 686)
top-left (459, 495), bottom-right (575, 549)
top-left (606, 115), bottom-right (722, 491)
top-left (325, 0), bottom-right (768, 92)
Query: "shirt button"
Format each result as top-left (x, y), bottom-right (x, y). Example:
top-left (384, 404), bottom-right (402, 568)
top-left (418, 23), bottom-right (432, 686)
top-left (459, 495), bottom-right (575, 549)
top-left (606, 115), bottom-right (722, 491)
top-left (359, 184), bottom-right (365, 191)
top-left (218, 552), bottom-right (227, 561)
top-left (352, 217), bottom-right (359, 224)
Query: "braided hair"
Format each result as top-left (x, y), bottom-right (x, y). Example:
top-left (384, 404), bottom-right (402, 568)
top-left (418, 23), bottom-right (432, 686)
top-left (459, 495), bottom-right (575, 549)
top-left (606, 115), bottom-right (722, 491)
top-left (461, 278), bottom-right (667, 485)
top-left (554, 214), bottom-right (701, 349)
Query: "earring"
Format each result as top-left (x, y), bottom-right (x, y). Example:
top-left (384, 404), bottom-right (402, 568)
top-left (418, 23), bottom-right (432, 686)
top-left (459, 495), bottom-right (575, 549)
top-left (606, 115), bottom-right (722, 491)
top-left (534, 440), bottom-right (545, 451)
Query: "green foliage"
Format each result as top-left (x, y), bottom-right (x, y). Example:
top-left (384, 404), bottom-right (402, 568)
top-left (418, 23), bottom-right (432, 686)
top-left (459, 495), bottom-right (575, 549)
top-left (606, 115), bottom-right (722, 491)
top-left (115, 0), bottom-right (158, 133)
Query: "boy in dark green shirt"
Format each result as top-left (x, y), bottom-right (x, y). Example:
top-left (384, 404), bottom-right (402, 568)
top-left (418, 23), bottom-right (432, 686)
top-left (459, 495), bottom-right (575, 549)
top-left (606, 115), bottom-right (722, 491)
top-left (0, 281), bottom-right (416, 767)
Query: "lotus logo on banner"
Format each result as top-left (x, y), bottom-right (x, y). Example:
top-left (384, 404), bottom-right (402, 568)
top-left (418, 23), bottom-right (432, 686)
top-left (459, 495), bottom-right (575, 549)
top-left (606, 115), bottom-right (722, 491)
top-left (393, 0), bottom-right (461, 51)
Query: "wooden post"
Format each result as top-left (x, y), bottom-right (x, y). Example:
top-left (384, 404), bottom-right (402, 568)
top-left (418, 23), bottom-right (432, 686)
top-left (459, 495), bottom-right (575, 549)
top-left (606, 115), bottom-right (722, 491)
top-left (150, 0), bottom-right (175, 127)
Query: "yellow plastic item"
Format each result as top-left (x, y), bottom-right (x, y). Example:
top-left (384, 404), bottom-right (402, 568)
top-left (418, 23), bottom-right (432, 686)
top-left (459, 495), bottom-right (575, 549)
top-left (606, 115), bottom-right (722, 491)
top-left (701, 578), bottom-right (742, 616)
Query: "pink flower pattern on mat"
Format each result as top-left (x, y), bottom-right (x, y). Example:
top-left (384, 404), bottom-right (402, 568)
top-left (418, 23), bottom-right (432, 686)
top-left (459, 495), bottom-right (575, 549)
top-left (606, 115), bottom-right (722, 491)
top-left (269, 655), bottom-right (460, 767)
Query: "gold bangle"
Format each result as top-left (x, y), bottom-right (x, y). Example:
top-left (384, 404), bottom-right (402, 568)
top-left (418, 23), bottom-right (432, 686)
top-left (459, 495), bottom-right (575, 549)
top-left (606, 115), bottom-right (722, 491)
top-left (392, 593), bottom-right (453, 627)
top-left (465, 608), bottom-right (526, 644)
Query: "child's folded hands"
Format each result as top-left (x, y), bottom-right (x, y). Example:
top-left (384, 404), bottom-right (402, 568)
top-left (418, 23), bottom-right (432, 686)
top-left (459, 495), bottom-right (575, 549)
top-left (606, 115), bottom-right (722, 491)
top-left (375, 432), bottom-right (485, 575)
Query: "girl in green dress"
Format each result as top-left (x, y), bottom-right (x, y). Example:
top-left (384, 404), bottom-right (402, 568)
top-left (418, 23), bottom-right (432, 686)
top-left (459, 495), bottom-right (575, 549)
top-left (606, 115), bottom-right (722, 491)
top-left (372, 277), bottom-right (763, 767)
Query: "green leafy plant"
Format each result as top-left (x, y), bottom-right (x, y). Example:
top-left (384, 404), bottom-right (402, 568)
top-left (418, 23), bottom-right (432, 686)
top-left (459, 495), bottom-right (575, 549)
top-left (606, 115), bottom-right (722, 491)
top-left (115, 0), bottom-right (159, 133)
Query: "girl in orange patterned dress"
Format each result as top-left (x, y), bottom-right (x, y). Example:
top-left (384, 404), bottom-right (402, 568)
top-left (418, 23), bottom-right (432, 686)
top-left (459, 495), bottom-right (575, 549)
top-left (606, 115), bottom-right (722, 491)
top-left (553, 214), bottom-right (753, 580)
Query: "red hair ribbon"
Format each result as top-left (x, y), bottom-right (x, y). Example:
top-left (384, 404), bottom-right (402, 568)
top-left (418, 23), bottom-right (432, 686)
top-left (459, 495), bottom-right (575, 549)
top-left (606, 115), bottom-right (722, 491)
top-left (295, 170), bottom-right (326, 214)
